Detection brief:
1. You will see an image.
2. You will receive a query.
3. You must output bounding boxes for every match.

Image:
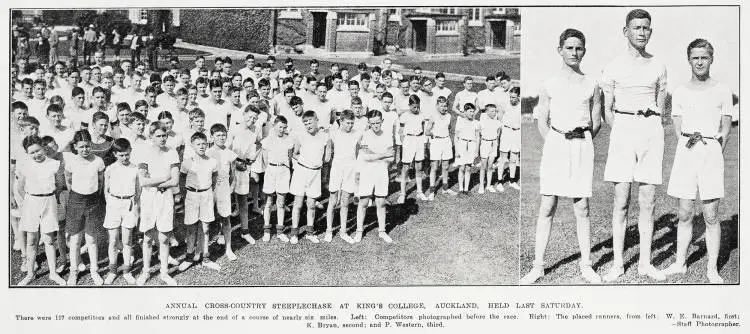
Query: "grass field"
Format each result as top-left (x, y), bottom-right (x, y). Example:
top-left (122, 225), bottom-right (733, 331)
top-left (520, 122), bottom-right (739, 285)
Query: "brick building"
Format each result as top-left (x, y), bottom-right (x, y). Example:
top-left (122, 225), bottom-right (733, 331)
top-left (275, 7), bottom-right (520, 55)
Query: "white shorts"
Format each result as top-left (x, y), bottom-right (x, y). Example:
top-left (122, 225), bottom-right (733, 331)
top-left (539, 130), bottom-right (594, 198)
top-left (20, 194), bottom-right (58, 234)
top-left (263, 164), bottom-right (290, 195)
top-left (289, 162), bottom-right (323, 198)
top-left (429, 136), bottom-right (453, 161)
top-left (480, 139), bottom-right (498, 159)
top-left (234, 169), bottom-right (251, 195)
top-left (139, 188), bottom-right (174, 233)
top-left (667, 136), bottom-right (725, 200)
top-left (357, 163), bottom-right (389, 198)
top-left (454, 138), bottom-right (478, 165)
top-left (185, 188), bottom-right (215, 225)
top-left (402, 135), bottom-right (426, 163)
top-left (499, 126), bottom-right (521, 153)
top-left (103, 196), bottom-right (138, 229)
top-left (11, 182), bottom-right (22, 218)
top-left (329, 161), bottom-right (358, 194)
top-left (56, 190), bottom-right (69, 222)
top-left (214, 180), bottom-right (232, 218)
top-left (604, 115), bottom-right (664, 185)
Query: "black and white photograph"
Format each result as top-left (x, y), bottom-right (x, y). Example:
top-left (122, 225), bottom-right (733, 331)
top-left (519, 6), bottom-right (739, 285)
top-left (9, 7), bottom-right (521, 286)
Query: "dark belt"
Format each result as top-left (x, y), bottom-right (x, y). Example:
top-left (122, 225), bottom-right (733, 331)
top-left (481, 137), bottom-right (497, 142)
top-left (432, 135), bottom-right (449, 139)
top-left (186, 187), bottom-right (210, 193)
top-left (269, 163), bottom-right (289, 168)
top-left (110, 193), bottom-right (134, 199)
top-left (406, 132), bottom-right (424, 136)
top-left (614, 108), bottom-right (661, 118)
top-left (458, 138), bottom-right (474, 142)
top-left (682, 132), bottom-right (717, 148)
top-left (295, 160), bottom-right (322, 170)
top-left (29, 192), bottom-right (55, 197)
top-left (503, 125), bottom-right (520, 131)
top-left (551, 126), bottom-right (590, 140)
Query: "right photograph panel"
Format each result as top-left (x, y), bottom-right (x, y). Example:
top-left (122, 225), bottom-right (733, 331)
top-left (519, 6), bottom-right (739, 285)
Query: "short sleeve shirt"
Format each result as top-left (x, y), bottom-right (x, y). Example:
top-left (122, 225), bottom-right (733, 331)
top-left (261, 135), bottom-right (294, 165)
top-left (207, 146), bottom-right (238, 182)
top-left (331, 129), bottom-right (361, 164)
top-left (671, 81), bottom-right (733, 137)
top-left (429, 112), bottom-right (452, 138)
top-left (64, 153), bottom-right (105, 194)
top-left (295, 130), bottom-right (328, 168)
top-left (18, 158), bottom-right (60, 194)
top-left (181, 156), bottom-right (218, 189)
top-left (135, 145), bottom-right (180, 184)
top-left (106, 162), bottom-right (139, 196)
top-left (399, 112), bottom-right (426, 135)
top-left (479, 114), bottom-right (503, 140)
top-left (600, 55), bottom-right (667, 112)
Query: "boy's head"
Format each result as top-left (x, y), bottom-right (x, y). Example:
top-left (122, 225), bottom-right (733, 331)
top-left (149, 121), bottom-right (169, 147)
top-left (20, 116), bottom-right (40, 137)
top-left (348, 80), bottom-right (360, 97)
top-left (351, 97), bottom-right (364, 116)
top-left (624, 9), bottom-right (652, 50)
top-left (302, 110), bottom-right (319, 134)
top-left (485, 104), bottom-right (498, 118)
top-left (12, 101), bottom-right (29, 123)
top-left (509, 87), bottom-right (520, 105)
top-left (22, 135), bottom-right (46, 162)
top-left (436, 96), bottom-right (449, 114)
top-left (210, 123), bottom-right (228, 146)
top-left (399, 78), bottom-right (410, 95)
top-left (273, 115), bottom-right (289, 137)
top-left (381, 92), bottom-right (394, 109)
top-left (463, 103), bottom-right (477, 118)
top-left (40, 135), bottom-right (58, 156)
top-left (189, 108), bottom-right (206, 129)
top-left (243, 105), bottom-right (260, 127)
top-left (366, 110), bottom-right (383, 132)
top-left (289, 96), bottom-right (304, 116)
top-left (129, 112), bottom-right (147, 135)
top-left (111, 137), bottom-right (132, 164)
top-left (485, 75), bottom-right (496, 90)
top-left (463, 76), bottom-right (474, 90)
top-left (408, 95), bottom-right (421, 113)
top-left (157, 111), bottom-right (174, 129)
top-left (46, 104), bottom-right (64, 126)
top-left (116, 102), bottom-right (133, 125)
top-left (339, 109), bottom-right (355, 132)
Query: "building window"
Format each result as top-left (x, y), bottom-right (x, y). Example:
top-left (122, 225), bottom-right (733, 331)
top-left (139, 9), bottom-right (149, 22)
top-left (436, 8), bottom-right (458, 15)
top-left (491, 7), bottom-right (506, 15)
top-left (436, 20), bottom-right (458, 35)
top-left (468, 8), bottom-right (482, 26)
top-left (337, 13), bottom-right (369, 32)
top-left (388, 9), bottom-right (401, 22)
top-left (279, 7), bottom-right (302, 19)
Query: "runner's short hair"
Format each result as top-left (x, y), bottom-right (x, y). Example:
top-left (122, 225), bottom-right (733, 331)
top-left (687, 38), bottom-right (714, 57)
top-left (625, 9), bottom-right (651, 26)
top-left (210, 123), bottom-right (227, 135)
top-left (559, 28), bottom-right (586, 48)
top-left (340, 109), bottom-right (355, 120)
top-left (112, 138), bottom-right (132, 153)
top-left (302, 110), bottom-right (317, 119)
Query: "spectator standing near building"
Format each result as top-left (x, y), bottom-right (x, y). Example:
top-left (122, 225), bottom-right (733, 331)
top-left (69, 27), bottom-right (80, 68)
top-left (48, 25), bottom-right (60, 67)
top-left (83, 25), bottom-right (98, 65)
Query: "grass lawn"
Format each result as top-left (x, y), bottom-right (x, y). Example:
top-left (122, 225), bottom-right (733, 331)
top-left (520, 122), bottom-right (739, 285)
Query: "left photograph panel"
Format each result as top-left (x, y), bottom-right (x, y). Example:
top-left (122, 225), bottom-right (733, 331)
top-left (9, 7), bottom-right (521, 286)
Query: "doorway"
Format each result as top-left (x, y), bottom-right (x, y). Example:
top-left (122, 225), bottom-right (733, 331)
top-left (312, 12), bottom-right (327, 48)
top-left (411, 20), bottom-right (426, 52)
top-left (490, 21), bottom-right (506, 49)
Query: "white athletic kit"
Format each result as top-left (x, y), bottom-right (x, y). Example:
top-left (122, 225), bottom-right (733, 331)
top-left (208, 145), bottom-right (238, 217)
top-left (17, 158), bottom-right (60, 234)
top-left (454, 90), bottom-right (478, 111)
top-left (329, 129), bottom-right (361, 194)
top-left (200, 99), bottom-right (231, 129)
top-left (432, 86), bottom-right (453, 101)
top-left (601, 55), bottom-right (667, 185)
top-left (40, 124), bottom-right (75, 152)
top-left (429, 112), bottom-right (453, 161)
top-left (135, 145), bottom-right (179, 233)
top-left (290, 130), bottom-right (328, 198)
top-left (476, 88), bottom-right (504, 111)
top-left (417, 91), bottom-right (437, 120)
top-left (228, 123), bottom-right (261, 195)
top-left (399, 111), bottom-right (427, 163)
top-left (103, 162), bottom-right (139, 229)
top-left (181, 155), bottom-right (218, 225)
top-left (454, 117), bottom-right (479, 165)
top-left (479, 113), bottom-right (502, 159)
top-left (306, 98), bottom-right (335, 130)
top-left (357, 129), bottom-right (393, 198)
top-left (499, 100), bottom-right (521, 153)
top-left (262, 135), bottom-right (294, 195)
top-left (538, 76), bottom-right (596, 198)
top-left (667, 81), bottom-right (733, 200)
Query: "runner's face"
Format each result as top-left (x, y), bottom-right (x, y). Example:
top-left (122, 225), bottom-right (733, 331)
top-left (196, 58), bottom-right (204, 68)
top-left (132, 76), bottom-right (143, 88)
top-left (115, 150), bottom-right (131, 165)
top-left (231, 76), bottom-right (242, 87)
top-left (509, 92), bottom-right (519, 105)
top-left (486, 79), bottom-right (496, 90)
top-left (244, 112), bottom-right (258, 127)
top-left (382, 97), bottom-right (393, 110)
top-left (153, 129), bottom-right (168, 147)
top-left (303, 116), bottom-right (318, 133)
top-left (310, 63), bottom-right (318, 72)
top-left (118, 110), bottom-right (132, 124)
top-left (368, 116), bottom-right (383, 132)
top-left (75, 140), bottom-right (92, 158)
top-left (188, 89), bottom-right (198, 102)
top-left (212, 131), bottom-right (227, 146)
top-left (48, 111), bottom-right (63, 126)
top-left (132, 120), bottom-right (145, 134)
top-left (114, 73), bottom-right (124, 85)
top-left (625, 18), bottom-right (652, 50)
top-left (349, 84), bottom-right (359, 97)
top-left (487, 107), bottom-right (497, 118)
top-left (341, 118), bottom-right (354, 132)
top-left (438, 102), bottom-right (448, 114)
top-left (230, 91), bottom-right (241, 105)
top-left (146, 92), bottom-right (156, 105)
top-left (14, 108), bottom-right (28, 122)
top-left (559, 37), bottom-right (585, 67)
top-left (28, 144), bottom-right (46, 163)
top-left (34, 84), bottom-right (46, 98)
top-left (274, 122), bottom-right (288, 136)
top-left (316, 86), bottom-right (327, 100)
top-left (688, 47), bottom-right (713, 78)
top-left (177, 94), bottom-right (188, 108)
top-left (211, 87), bottom-right (223, 101)
top-left (94, 118), bottom-right (109, 136)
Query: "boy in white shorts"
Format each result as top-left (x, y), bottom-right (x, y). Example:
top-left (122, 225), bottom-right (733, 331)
top-left (454, 103), bottom-right (480, 194)
top-left (497, 87), bottom-right (521, 191)
top-left (425, 96), bottom-right (456, 200)
top-left (103, 138), bottom-right (139, 285)
top-left (325, 110), bottom-right (359, 243)
top-left (16, 135), bottom-right (66, 286)
top-left (662, 39), bottom-right (733, 284)
top-left (207, 124), bottom-right (239, 260)
top-left (353, 110), bottom-right (394, 243)
top-left (228, 106), bottom-right (263, 244)
top-left (261, 116), bottom-right (294, 242)
top-left (41, 136), bottom-right (69, 273)
top-left (397, 94), bottom-right (429, 203)
top-left (478, 104), bottom-right (502, 194)
top-left (601, 9), bottom-right (668, 282)
top-left (179, 132), bottom-right (220, 271)
top-left (289, 111), bottom-right (331, 244)
top-left (135, 122), bottom-right (180, 285)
